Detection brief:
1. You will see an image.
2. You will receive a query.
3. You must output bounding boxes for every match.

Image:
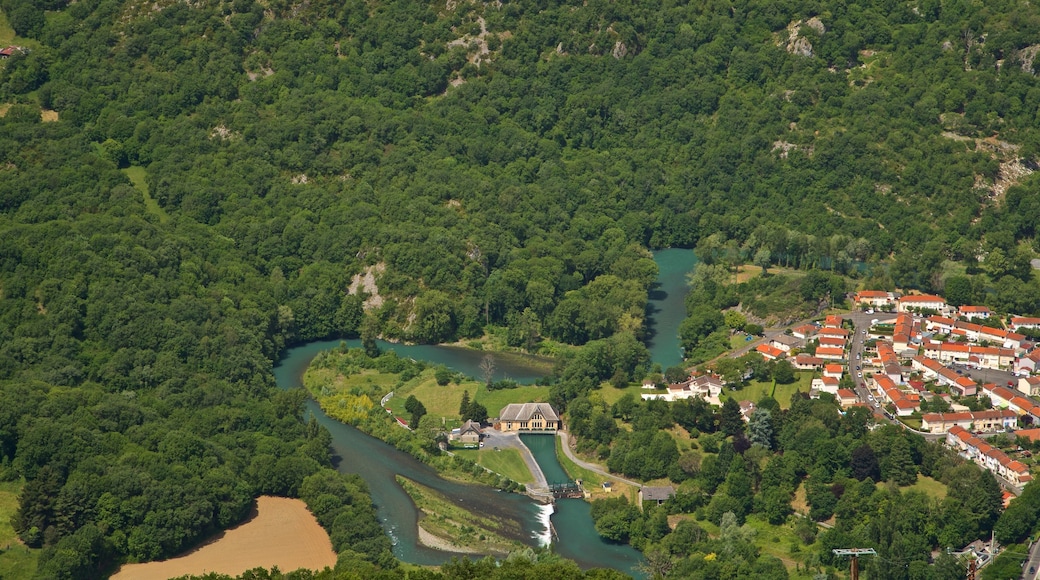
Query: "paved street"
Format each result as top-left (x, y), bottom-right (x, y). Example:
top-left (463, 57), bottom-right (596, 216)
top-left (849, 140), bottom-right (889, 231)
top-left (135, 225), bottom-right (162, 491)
top-left (1022, 538), bottom-right (1040, 580)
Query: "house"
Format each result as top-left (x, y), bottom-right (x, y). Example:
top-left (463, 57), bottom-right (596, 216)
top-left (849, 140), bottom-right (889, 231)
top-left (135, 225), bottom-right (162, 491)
top-left (818, 336), bottom-right (847, 348)
top-left (920, 409), bottom-right (1017, 434)
top-left (793, 354), bottom-right (825, 370)
top-left (1016, 349), bottom-right (1040, 375)
top-left (853, 290), bottom-right (895, 308)
top-left (815, 346), bottom-right (845, 360)
top-left (450, 420), bottom-right (483, 446)
top-left (639, 486), bottom-right (675, 508)
top-left (642, 374), bottom-right (723, 405)
top-left (757, 344), bottom-right (785, 360)
top-left (947, 426), bottom-right (1033, 486)
top-left (0, 46), bottom-right (22, 59)
top-left (811, 375), bottom-right (840, 395)
top-left (494, 403), bottom-right (560, 432)
top-left (836, 389), bottom-right (859, 407)
top-left (824, 314), bottom-right (844, 328)
top-left (959, 305), bottom-right (992, 320)
top-left (1011, 317), bottom-right (1040, 332)
top-left (770, 334), bottom-right (803, 353)
top-left (897, 294), bottom-right (947, 313)
top-left (1019, 376), bottom-right (1040, 397)
top-left (823, 364), bottom-right (844, 379)
top-left (792, 324), bottom-right (819, 339)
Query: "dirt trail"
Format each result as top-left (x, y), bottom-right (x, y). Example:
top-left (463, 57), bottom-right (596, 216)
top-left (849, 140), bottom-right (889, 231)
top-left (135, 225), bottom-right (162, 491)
top-left (112, 496), bottom-right (336, 580)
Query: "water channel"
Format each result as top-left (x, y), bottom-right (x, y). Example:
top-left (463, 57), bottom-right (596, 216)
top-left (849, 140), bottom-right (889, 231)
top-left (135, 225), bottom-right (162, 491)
top-left (271, 249), bottom-right (696, 574)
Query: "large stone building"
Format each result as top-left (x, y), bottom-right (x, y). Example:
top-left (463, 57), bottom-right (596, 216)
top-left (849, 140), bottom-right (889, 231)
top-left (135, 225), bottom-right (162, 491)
top-left (494, 403), bottom-right (560, 432)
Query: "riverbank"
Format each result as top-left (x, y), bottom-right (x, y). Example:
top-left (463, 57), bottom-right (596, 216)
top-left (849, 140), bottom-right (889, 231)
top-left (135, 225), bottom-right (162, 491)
top-left (396, 476), bottom-right (528, 555)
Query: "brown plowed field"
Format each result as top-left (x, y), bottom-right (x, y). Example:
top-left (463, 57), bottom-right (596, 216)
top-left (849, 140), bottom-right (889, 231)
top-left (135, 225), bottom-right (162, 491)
top-left (112, 496), bottom-right (336, 580)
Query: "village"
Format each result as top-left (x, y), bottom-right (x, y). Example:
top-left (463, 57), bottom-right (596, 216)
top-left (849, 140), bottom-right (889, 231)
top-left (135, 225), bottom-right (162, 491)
top-left (634, 290), bottom-right (1040, 499)
top-left (435, 289), bottom-right (1040, 507)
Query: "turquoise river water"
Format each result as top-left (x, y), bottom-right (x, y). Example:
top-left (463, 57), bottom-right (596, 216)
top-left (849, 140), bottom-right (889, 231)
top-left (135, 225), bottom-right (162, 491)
top-left (271, 249), bottom-right (696, 574)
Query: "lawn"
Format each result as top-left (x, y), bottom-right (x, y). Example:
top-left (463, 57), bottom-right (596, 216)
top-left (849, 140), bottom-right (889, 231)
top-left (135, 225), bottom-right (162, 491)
top-left (899, 416), bottom-right (923, 430)
top-left (452, 448), bottom-right (534, 484)
top-left (904, 475), bottom-right (947, 499)
top-left (389, 373), bottom-right (482, 419)
top-left (730, 332), bottom-right (756, 349)
top-left (595, 383), bottom-right (648, 407)
top-left (474, 383), bottom-right (551, 418)
top-left (0, 480), bottom-right (37, 579)
top-left (122, 166), bottom-right (169, 223)
top-left (725, 372), bottom-right (813, 408)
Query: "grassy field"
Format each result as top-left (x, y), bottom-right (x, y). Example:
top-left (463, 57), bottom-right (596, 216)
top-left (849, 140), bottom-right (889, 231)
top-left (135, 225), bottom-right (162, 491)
top-left (0, 9), bottom-right (18, 47)
top-left (452, 448), bottom-right (534, 484)
top-left (595, 382), bottom-right (646, 406)
top-left (474, 383), bottom-right (551, 418)
top-left (904, 475), bottom-right (947, 499)
top-left (730, 332), bottom-right (756, 349)
top-left (725, 372), bottom-right (813, 408)
top-left (0, 481), bottom-right (37, 579)
top-left (122, 166), bottom-right (170, 223)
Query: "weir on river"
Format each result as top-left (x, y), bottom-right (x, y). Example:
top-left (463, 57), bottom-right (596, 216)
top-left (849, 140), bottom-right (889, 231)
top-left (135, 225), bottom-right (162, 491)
top-left (271, 248), bottom-right (694, 576)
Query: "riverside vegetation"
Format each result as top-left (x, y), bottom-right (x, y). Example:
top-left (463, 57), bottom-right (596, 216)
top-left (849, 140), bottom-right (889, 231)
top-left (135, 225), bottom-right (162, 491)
top-left (3, 0), bottom-right (1040, 578)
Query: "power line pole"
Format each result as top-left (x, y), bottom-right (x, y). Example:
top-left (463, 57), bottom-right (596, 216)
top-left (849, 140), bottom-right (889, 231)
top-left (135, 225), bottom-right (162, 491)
top-left (833, 548), bottom-right (877, 580)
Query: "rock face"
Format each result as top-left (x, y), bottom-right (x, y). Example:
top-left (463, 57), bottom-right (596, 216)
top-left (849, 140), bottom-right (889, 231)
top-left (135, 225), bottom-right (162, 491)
top-left (779, 17), bottom-right (825, 57)
top-left (1015, 44), bottom-right (1040, 74)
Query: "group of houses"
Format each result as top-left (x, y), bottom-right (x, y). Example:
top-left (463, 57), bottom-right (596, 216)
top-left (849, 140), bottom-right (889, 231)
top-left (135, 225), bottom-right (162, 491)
top-left (947, 426), bottom-right (1033, 487)
top-left (640, 373), bottom-right (723, 406)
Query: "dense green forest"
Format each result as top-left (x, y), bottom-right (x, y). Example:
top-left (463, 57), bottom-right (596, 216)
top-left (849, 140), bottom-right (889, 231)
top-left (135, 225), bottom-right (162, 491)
top-left (2, 0), bottom-right (1040, 577)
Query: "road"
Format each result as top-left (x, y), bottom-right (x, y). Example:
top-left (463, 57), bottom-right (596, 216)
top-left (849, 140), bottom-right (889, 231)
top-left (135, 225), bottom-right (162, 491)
top-left (846, 310), bottom-right (881, 412)
top-left (557, 431), bottom-right (643, 488)
top-left (1023, 538), bottom-right (1040, 580)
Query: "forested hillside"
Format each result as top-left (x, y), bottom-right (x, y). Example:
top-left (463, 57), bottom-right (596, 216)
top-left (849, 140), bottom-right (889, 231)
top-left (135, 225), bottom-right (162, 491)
top-left (2, 0), bottom-right (1040, 576)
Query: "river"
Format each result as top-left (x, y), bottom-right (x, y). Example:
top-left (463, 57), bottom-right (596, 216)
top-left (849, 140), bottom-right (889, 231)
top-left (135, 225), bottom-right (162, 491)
top-left (271, 249), bottom-right (696, 574)
top-left (646, 249), bottom-right (698, 370)
top-left (274, 343), bottom-right (549, 565)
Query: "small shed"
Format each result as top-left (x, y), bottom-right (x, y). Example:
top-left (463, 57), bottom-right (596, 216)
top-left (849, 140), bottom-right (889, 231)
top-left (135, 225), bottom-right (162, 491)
top-left (638, 486), bottom-right (675, 508)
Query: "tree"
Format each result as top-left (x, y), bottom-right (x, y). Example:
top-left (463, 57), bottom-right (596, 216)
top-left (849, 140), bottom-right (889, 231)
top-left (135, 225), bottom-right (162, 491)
top-left (753, 248), bottom-right (771, 274)
top-left (943, 275), bottom-right (974, 307)
top-left (404, 395), bottom-right (427, 429)
top-left (850, 444), bottom-right (880, 482)
top-left (719, 398), bottom-right (745, 437)
top-left (435, 366), bottom-right (453, 386)
top-left (747, 408), bottom-right (773, 449)
top-left (463, 401), bottom-right (488, 424)
top-left (723, 310), bottom-right (747, 330)
top-left (772, 359), bottom-right (795, 384)
top-left (459, 390), bottom-right (471, 417)
top-left (479, 354), bottom-right (496, 385)
top-left (880, 436), bottom-right (917, 486)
